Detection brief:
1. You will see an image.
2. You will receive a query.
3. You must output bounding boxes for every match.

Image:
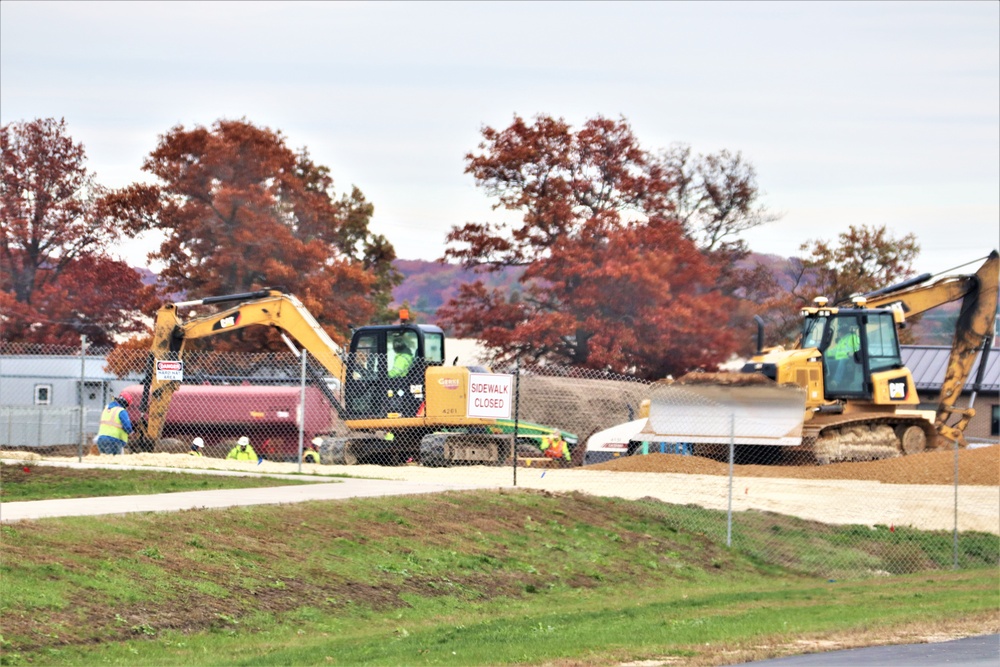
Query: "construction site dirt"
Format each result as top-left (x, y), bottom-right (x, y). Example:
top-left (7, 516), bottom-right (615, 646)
top-left (5, 445), bottom-right (998, 534)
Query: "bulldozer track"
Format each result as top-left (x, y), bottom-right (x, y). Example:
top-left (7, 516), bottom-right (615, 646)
top-left (803, 415), bottom-right (937, 465)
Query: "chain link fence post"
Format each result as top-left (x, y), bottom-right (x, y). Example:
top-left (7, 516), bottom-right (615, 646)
top-left (298, 349), bottom-right (307, 474)
top-left (512, 355), bottom-right (521, 487)
top-left (727, 412), bottom-right (735, 548)
top-left (78, 334), bottom-right (87, 462)
top-left (953, 437), bottom-right (959, 570)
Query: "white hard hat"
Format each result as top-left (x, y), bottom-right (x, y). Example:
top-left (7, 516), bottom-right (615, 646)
top-left (238, 436), bottom-right (250, 446)
top-left (311, 436), bottom-right (323, 447)
top-left (192, 437), bottom-right (205, 448)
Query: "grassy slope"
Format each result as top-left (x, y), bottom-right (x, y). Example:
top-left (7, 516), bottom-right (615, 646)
top-left (0, 462), bottom-right (323, 502)
top-left (2, 487), bottom-right (997, 666)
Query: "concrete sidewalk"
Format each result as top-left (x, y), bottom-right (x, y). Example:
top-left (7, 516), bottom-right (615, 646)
top-left (0, 460), bottom-right (497, 522)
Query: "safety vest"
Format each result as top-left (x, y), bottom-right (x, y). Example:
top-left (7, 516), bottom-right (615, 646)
top-left (98, 405), bottom-right (129, 442)
top-left (542, 435), bottom-right (564, 459)
top-left (189, 450), bottom-right (203, 456)
top-left (228, 446), bottom-right (257, 461)
top-left (830, 330), bottom-right (860, 360)
top-left (389, 353), bottom-right (414, 378)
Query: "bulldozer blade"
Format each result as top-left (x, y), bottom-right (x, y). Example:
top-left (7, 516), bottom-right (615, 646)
top-left (638, 382), bottom-right (807, 446)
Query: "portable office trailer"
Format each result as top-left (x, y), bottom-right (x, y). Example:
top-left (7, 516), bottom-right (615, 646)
top-left (0, 354), bottom-right (140, 448)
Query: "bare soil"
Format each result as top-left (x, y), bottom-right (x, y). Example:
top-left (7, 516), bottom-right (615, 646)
top-left (589, 445), bottom-right (1000, 486)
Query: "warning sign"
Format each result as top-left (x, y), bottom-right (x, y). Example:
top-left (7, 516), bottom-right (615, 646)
top-left (466, 372), bottom-right (514, 419)
top-left (155, 360), bottom-right (184, 382)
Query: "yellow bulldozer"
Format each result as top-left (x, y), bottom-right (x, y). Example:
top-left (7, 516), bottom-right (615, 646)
top-left (636, 251), bottom-right (999, 464)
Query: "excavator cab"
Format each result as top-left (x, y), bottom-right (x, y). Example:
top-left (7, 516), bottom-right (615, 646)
top-left (344, 323), bottom-right (445, 420)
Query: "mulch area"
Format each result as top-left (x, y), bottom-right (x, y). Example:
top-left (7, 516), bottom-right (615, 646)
top-left (589, 445), bottom-right (999, 486)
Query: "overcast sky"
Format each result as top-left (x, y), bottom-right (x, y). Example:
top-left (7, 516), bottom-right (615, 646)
top-left (2, 1), bottom-right (998, 278)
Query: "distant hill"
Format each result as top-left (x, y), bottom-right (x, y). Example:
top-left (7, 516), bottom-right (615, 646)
top-left (391, 253), bottom-right (795, 324)
top-left (391, 260), bottom-right (524, 324)
top-left (389, 254), bottom-right (962, 345)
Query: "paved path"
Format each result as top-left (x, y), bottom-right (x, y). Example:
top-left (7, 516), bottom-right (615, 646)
top-left (0, 459), bottom-right (496, 522)
top-left (743, 633), bottom-right (999, 666)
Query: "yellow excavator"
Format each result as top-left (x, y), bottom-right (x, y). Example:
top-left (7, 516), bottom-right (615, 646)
top-left (130, 290), bottom-right (560, 465)
top-left (638, 250), bottom-right (999, 463)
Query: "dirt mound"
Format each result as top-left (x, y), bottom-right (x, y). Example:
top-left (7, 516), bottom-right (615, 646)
top-left (589, 445), bottom-right (999, 486)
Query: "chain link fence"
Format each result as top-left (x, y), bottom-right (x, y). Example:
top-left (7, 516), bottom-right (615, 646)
top-left (2, 343), bottom-right (997, 576)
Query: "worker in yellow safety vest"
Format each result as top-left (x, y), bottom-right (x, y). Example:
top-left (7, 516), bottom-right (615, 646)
top-left (189, 437), bottom-right (205, 456)
top-left (389, 337), bottom-right (414, 378)
top-left (227, 436), bottom-right (258, 461)
top-left (97, 395), bottom-right (133, 455)
top-left (304, 437), bottom-right (322, 464)
top-left (826, 324), bottom-right (862, 389)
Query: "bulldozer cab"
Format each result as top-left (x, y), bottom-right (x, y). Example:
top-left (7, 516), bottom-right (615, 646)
top-left (344, 323), bottom-right (445, 420)
top-left (805, 309), bottom-right (904, 399)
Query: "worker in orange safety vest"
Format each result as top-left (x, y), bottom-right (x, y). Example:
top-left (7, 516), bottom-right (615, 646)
top-left (540, 432), bottom-right (570, 461)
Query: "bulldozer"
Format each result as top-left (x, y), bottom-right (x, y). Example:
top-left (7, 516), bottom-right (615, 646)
top-left (637, 250), bottom-right (999, 464)
top-left (129, 290), bottom-right (573, 465)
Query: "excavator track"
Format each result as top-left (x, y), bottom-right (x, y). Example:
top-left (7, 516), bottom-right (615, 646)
top-left (419, 432), bottom-right (513, 467)
top-left (803, 416), bottom-right (936, 465)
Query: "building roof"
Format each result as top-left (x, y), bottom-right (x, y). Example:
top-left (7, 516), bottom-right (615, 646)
top-left (900, 346), bottom-right (999, 393)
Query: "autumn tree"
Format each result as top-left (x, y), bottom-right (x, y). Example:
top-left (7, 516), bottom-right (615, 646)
top-left (107, 119), bottom-right (401, 350)
top-left (797, 224), bottom-right (920, 306)
top-left (439, 115), bottom-right (740, 379)
top-left (748, 224), bottom-right (922, 346)
top-left (0, 118), bottom-right (153, 346)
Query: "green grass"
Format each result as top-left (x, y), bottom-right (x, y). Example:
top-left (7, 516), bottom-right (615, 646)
top-left (0, 462), bottom-right (325, 502)
top-left (1, 484), bottom-right (996, 666)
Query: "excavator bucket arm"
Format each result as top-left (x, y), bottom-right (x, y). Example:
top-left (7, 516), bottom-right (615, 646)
top-left (134, 290), bottom-right (347, 449)
top-left (863, 251), bottom-right (999, 445)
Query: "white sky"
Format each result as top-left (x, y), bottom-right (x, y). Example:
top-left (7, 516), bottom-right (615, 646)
top-left (2, 1), bottom-right (998, 278)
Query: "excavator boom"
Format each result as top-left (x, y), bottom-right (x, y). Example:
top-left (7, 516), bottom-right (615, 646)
top-left (861, 251), bottom-right (999, 443)
top-left (135, 290), bottom-right (347, 448)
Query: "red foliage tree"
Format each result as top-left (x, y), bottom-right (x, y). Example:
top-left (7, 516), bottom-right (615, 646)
top-left (106, 119), bottom-right (400, 350)
top-left (439, 115), bottom-right (737, 378)
top-left (0, 118), bottom-right (153, 346)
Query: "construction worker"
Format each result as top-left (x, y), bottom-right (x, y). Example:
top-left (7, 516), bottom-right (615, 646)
top-left (189, 437), bottom-right (205, 456)
top-left (540, 432), bottom-right (571, 462)
top-left (96, 395), bottom-right (133, 455)
top-left (388, 337), bottom-right (414, 378)
top-left (226, 436), bottom-right (258, 461)
top-left (304, 437), bottom-right (322, 464)
top-left (829, 327), bottom-right (861, 361)
top-left (827, 323), bottom-right (862, 390)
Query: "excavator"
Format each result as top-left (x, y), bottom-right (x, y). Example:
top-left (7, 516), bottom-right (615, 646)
top-left (638, 250), bottom-right (999, 464)
top-left (129, 290), bottom-right (571, 466)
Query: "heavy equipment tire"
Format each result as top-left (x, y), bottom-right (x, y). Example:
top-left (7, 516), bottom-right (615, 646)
top-left (343, 441), bottom-right (358, 466)
top-left (133, 435), bottom-right (157, 453)
top-left (419, 433), bottom-right (448, 467)
top-left (322, 437), bottom-right (357, 465)
top-left (895, 424), bottom-right (927, 455)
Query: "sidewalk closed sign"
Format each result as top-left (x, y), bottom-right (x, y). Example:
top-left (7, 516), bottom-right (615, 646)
top-left (155, 360), bottom-right (184, 382)
top-left (466, 372), bottom-right (514, 419)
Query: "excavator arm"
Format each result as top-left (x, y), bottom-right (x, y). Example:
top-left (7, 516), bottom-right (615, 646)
top-left (134, 290), bottom-right (347, 449)
top-left (861, 250), bottom-right (999, 444)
